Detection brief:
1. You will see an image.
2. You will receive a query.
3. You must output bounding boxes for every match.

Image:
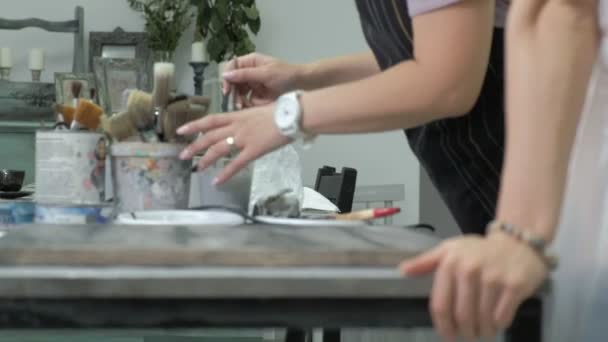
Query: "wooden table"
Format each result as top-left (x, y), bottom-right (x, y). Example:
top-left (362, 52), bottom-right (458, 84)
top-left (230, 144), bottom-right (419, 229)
top-left (0, 224), bottom-right (543, 342)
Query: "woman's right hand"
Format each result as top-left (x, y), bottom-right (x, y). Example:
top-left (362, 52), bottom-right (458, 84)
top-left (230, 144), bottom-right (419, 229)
top-left (222, 53), bottom-right (304, 109)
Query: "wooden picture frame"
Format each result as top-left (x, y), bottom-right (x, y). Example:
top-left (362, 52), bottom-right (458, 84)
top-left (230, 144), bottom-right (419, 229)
top-left (93, 57), bottom-right (148, 115)
top-left (54, 72), bottom-right (96, 107)
top-left (89, 27), bottom-right (151, 77)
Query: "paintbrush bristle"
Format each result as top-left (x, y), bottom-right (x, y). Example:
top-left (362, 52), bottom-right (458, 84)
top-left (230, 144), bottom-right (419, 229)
top-left (55, 104), bottom-right (75, 125)
top-left (127, 90), bottom-right (153, 117)
top-left (101, 112), bottom-right (138, 141)
top-left (73, 99), bottom-right (103, 130)
top-left (152, 62), bottom-right (174, 108)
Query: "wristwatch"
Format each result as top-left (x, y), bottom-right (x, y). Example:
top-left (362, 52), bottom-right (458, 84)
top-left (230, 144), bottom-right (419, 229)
top-left (273, 91), bottom-right (316, 145)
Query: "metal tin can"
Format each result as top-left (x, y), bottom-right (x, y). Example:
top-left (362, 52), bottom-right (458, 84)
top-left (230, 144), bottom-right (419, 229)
top-left (0, 199), bottom-right (35, 224)
top-left (35, 203), bottom-right (113, 224)
top-left (111, 142), bottom-right (191, 213)
top-left (35, 130), bottom-right (108, 205)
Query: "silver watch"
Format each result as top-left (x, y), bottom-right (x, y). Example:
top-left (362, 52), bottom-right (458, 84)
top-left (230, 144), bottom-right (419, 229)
top-left (273, 91), bottom-right (315, 144)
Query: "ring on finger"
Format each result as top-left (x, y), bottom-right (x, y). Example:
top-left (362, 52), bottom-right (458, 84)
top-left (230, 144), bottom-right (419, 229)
top-left (226, 136), bottom-right (238, 155)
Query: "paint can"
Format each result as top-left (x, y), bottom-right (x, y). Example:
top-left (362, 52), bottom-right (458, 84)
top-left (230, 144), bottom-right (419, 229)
top-left (111, 142), bottom-right (191, 213)
top-left (35, 203), bottom-right (113, 224)
top-left (35, 130), bottom-right (108, 205)
top-left (190, 158), bottom-right (252, 212)
top-left (0, 199), bottom-right (35, 224)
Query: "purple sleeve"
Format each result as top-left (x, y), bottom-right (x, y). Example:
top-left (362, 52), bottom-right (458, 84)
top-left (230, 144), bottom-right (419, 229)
top-left (407, 0), bottom-right (462, 17)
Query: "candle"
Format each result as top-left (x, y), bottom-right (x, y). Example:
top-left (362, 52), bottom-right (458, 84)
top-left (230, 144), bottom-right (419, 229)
top-left (0, 48), bottom-right (12, 68)
top-left (29, 48), bottom-right (45, 70)
top-left (191, 41), bottom-right (207, 63)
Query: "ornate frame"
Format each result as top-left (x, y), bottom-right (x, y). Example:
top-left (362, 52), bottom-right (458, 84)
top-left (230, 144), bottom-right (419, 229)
top-left (54, 72), bottom-right (96, 106)
top-left (89, 27), bottom-right (151, 75)
top-left (93, 57), bottom-right (148, 115)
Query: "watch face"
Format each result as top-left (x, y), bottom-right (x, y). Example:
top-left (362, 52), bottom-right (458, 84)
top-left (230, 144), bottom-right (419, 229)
top-left (275, 96), bottom-right (298, 131)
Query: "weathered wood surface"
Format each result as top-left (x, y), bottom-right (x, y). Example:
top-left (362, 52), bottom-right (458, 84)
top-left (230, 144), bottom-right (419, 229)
top-left (0, 224), bottom-right (439, 267)
top-left (0, 18), bottom-right (79, 32)
top-left (0, 80), bottom-right (55, 121)
top-left (0, 6), bottom-right (85, 73)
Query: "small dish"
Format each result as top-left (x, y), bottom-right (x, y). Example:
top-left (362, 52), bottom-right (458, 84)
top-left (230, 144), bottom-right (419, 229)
top-left (115, 210), bottom-right (246, 226)
top-left (255, 216), bottom-right (367, 227)
top-left (0, 191), bottom-right (33, 200)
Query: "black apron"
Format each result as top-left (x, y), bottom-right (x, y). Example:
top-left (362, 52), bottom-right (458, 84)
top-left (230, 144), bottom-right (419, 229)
top-left (355, 0), bottom-right (505, 235)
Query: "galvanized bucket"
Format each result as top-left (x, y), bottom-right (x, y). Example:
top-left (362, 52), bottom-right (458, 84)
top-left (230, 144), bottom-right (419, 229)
top-left (35, 131), bottom-right (108, 205)
top-left (190, 158), bottom-right (252, 212)
top-left (111, 142), bottom-right (191, 213)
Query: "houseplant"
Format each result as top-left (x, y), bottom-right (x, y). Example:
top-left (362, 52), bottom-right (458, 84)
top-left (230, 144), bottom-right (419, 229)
top-left (192, 0), bottom-right (261, 63)
top-left (127, 0), bottom-right (193, 61)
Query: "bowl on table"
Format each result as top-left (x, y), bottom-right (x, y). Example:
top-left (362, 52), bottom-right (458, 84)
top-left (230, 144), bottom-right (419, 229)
top-left (0, 170), bottom-right (25, 192)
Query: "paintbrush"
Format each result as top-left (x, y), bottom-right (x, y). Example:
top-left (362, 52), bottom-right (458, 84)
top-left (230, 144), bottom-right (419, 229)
top-left (70, 99), bottom-right (103, 131)
top-left (90, 88), bottom-right (97, 104)
top-left (71, 81), bottom-right (82, 108)
top-left (101, 112), bottom-right (138, 141)
top-left (152, 62), bottom-right (174, 138)
top-left (54, 103), bottom-right (75, 126)
top-left (304, 207), bottom-right (401, 221)
top-left (221, 57), bottom-right (239, 112)
top-left (126, 90), bottom-right (158, 142)
top-left (162, 95), bottom-right (210, 142)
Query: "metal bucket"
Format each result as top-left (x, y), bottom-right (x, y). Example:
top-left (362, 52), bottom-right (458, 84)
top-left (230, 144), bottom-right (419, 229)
top-left (190, 158), bottom-right (252, 212)
top-left (35, 203), bottom-right (113, 224)
top-left (111, 142), bottom-right (191, 213)
top-left (35, 131), bottom-right (108, 205)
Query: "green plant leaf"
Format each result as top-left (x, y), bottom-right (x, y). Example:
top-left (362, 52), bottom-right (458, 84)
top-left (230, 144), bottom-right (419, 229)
top-left (248, 17), bottom-right (261, 34)
top-left (215, 0), bottom-right (229, 19)
top-left (243, 6), bottom-right (259, 20)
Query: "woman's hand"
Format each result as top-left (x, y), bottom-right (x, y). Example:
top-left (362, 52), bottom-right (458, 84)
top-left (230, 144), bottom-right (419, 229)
top-left (223, 53), bottom-right (304, 109)
top-left (400, 233), bottom-right (548, 341)
top-left (177, 105), bottom-right (291, 184)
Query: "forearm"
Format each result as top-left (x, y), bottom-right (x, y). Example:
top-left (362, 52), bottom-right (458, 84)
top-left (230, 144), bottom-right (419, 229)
top-left (296, 51), bottom-right (380, 91)
top-left (297, 0), bottom-right (494, 134)
top-left (301, 59), bottom-right (474, 134)
top-left (496, 0), bottom-right (599, 241)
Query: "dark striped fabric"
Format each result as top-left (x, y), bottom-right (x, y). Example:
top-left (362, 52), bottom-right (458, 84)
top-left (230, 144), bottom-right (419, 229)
top-left (355, 0), bottom-right (505, 235)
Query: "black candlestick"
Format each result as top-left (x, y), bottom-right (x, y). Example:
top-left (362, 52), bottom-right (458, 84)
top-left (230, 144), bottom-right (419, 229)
top-left (189, 62), bottom-right (210, 96)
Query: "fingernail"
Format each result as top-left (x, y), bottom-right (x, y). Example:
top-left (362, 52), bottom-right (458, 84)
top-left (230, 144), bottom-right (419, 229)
top-left (179, 150), bottom-right (190, 160)
top-left (223, 71), bottom-right (236, 80)
top-left (212, 177), bottom-right (220, 186)
top-left (236, 102), bottom-right (242, 110)
top-left (177, 125), bottom-right (189, 135)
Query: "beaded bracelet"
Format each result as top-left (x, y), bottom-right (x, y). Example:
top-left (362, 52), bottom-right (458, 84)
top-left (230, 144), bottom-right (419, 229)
top-left (487, 220), bottom-right (558, 270)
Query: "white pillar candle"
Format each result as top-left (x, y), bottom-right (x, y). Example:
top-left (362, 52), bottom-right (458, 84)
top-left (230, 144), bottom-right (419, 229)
top-left (29, 48), bottom-right (45, 70)
top-left (0, 48), bottom-right (12, 68)
top-left (191, 41), bottom-right (207, 63)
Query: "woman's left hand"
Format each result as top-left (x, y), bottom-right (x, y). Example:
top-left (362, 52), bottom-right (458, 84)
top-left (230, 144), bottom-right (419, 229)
top-left (400, 233), bottom-right (548, 342)
top-left (177, 104), bottom-right (291, 184)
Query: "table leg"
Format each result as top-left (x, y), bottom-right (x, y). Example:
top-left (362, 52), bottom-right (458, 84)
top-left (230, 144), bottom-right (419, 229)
top-left (321, 329), bottom-right (340, 342)
top-left (285, 328), bottom-right (309, 342)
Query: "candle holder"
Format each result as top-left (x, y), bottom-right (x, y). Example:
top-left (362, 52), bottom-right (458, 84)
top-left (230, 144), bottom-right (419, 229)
top-left (0, 67), bottom-right (11, 81)
top-left (189, 62), bottom-right (210, 96)
top-left (30, 70), bottom-right (42, 82)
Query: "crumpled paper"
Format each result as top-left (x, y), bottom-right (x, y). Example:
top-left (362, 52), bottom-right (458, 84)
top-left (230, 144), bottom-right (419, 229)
top-left (249, 145), bottom-right (303, 216)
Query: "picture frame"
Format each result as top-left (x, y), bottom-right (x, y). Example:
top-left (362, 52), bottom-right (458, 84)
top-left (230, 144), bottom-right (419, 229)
top-left (54, 72), bottom-right (96, 107)
top-left (89, 27), bottom-right (151, 76)
top-left (93, 57), bottom-right (148, 115)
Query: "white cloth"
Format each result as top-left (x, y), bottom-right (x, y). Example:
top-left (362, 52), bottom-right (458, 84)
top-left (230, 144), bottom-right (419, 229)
top-left (545, 2), bottom-right (608, 340)
top-left (301, 187), bottom-right (340, 213)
